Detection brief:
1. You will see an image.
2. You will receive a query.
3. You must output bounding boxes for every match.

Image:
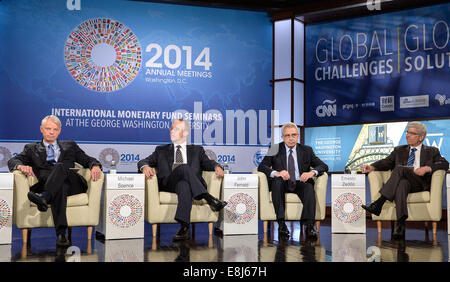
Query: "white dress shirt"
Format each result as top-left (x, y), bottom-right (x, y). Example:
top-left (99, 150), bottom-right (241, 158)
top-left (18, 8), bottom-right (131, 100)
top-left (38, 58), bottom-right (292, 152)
top-left (410, 143), bottom-right (422, 170)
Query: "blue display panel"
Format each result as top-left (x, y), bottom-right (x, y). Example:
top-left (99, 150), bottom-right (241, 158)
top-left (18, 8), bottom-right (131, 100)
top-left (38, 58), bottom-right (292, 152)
top-left (0, 0), bottom-right (272, 145)
top-left (305, 3), bottom-right (450, 125)
top-left (304, 119), bottom-right (450, 172)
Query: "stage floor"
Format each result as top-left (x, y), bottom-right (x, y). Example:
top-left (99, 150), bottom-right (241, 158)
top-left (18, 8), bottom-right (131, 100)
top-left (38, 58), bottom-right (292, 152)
top-left (4, 219), bottom-right (449, 262)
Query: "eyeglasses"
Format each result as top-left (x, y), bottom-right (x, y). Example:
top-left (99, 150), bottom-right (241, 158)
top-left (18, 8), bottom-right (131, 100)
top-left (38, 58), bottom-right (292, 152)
top-left (406, 131), bottom-right (419, 136)
top-left (283, 133), bottom-right (299, 138)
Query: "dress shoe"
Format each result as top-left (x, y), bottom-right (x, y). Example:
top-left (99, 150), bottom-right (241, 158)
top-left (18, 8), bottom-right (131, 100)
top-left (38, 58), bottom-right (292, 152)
top-left (173, 225), bottom-right (191, 241)
top-left (278, 222), bottom-right (290, 239)
top-left (27, 191), bottom-right (48, 212)
top-left (208, 197), bottom-right (228, 212)
top-left (361, 202), bottom-right (382, 216)
top-left (305, 224), bottom-right (318, 240)
top-left (392, 223), bottom-right (406, 240)
top-left (56, 234), bottom-right (71, 248)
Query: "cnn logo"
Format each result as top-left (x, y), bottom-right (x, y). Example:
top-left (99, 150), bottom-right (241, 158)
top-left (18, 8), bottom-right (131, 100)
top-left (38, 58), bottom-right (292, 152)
top-left (366, 0), bottom-right (381, 11)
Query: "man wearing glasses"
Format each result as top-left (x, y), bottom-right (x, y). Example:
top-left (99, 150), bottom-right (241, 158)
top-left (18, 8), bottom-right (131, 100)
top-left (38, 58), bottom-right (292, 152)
top-left (360, 121), bottom-right (448, 239)
top-left (258, 122), bottom-right (328, 240)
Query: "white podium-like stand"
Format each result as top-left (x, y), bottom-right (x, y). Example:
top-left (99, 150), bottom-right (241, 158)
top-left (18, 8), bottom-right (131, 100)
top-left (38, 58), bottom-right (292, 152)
top-left (220, 174), bottom-right (258, 235)
top-left (331, 174), bottom-right (366, 233)
top-left (0, 173), bottom-right (13, 244)
top-left (447, 174), bottom-right (450, 234)
top-left (97, 174), bottom-right (145, 240)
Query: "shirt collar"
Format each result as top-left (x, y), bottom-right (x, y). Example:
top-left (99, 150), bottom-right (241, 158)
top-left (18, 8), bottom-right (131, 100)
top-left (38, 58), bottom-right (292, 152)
top-left (284, 143), bottom-right (296, 153)
top-left (43, 140), bottom-right (58, 149)
top-left (174, 141), bottom-right (187, 149)
top-left (410, 143), bottom-right (422, 151)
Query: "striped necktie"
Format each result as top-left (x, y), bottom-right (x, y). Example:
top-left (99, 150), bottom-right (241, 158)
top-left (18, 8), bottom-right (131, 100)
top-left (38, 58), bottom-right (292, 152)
top-left (407, 148), bottom-right (417, 167)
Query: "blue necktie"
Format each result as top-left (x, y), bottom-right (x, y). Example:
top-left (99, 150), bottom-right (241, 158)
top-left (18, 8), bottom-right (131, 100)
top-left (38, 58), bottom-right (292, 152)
top-left (47, 144), bottom-right (56, 164)
top-left (407, 148), bottom-right (417, 166)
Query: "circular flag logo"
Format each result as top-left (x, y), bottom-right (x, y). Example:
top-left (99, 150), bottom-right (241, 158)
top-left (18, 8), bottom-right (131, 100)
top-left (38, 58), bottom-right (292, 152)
top-left (333, 192), bottom-right (364, 224)
top-left (99, 148), bottom-right (120, 169)
top-left (0, 147), bottom-right (12, 168)
top-left (64, 18), bottom-right (142, 92)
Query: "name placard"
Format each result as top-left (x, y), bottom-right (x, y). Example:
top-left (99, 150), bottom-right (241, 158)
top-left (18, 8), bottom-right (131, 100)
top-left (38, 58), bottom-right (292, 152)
top-left (223, 174), bottom-right (258, 189)
top-left (106, 174), bottom-right (145, 190)
top-left (331, 174), bottom-right (365, 188)
top-left (0, 173), bottom-right (13, 190)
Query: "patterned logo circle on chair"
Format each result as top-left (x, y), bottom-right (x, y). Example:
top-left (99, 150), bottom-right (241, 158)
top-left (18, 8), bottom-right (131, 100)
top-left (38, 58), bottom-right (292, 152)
top-left (333, 192), bottom-right (364, 224)
top-left (108, 194), bottom-right (143, 228)
top-left (224, 193), bottom-right (257, 224)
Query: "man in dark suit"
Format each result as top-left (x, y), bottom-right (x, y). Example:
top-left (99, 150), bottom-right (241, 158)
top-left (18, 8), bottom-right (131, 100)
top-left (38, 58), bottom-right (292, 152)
top-left (258, 122), bottom-right (328, 240)
top-left (137, 119), bottom-right (227, 241)
top-left (8, 115), bottom-right (102, 247)
top-left (360, 121), bottom-right (449, 239)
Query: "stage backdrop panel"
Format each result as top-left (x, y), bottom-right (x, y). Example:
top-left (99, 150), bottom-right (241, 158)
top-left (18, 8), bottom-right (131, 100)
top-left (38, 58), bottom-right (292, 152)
top-left (0, 0), bottom-right (272, 147)
top-left (305, 119), bottom-right (450, 208)
top-left (305, 3), bottom-right (450, 125)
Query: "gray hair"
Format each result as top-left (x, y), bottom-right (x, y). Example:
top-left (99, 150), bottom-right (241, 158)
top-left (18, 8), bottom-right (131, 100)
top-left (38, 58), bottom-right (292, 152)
top-left (281, 122), bottom-right (298, 136)
top-left (407, 121), bottom-right (427, 137)
top-left (172, 119), bottom-right (191, 135)
top-left (41, 115), bottom-right (61, 128)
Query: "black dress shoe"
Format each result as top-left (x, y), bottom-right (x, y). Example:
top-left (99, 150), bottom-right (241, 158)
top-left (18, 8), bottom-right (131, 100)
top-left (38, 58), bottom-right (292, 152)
top-left (173, 226), bottom-right (191, 241)
top-left (361, 202), bottom-right (382, 216)
top-left (392, 223), bottom-right (406, 240)
top-left (27, 191), bottom-right (48, 212)
top-left (278, 222), bottom-right (290, 239)
top-left (56, 234), bottom-right (71, 248)
top-left (209, 198), bottom-right (228, 212)
top-left (305, 224), bottom-right (318, 240)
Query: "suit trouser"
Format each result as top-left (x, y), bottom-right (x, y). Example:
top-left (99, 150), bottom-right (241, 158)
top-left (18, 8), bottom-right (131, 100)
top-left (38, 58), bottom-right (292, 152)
top-left (160, 164), bottom-right (208, 225)
top-left (44, 163), bottom-right (87, 234)
top-left (379, 166), bottom-right (428, 221)
top-left (271, 177), bottom-right (316, 225)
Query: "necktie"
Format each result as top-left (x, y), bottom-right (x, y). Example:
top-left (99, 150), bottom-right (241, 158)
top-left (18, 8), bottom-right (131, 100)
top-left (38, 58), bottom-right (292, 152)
top-left (47, 144), bottom-right (56, 164)
top-left (176, 145), bottom-right (183, 163)
top-left (287, 149), bottom-right (296, 191)
top-left (407, 148), bottom-right (417, 167)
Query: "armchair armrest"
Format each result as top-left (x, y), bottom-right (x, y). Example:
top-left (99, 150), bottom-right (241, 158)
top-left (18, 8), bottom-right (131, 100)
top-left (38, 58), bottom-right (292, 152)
top-left (202, 171), bottom-right (222, 199)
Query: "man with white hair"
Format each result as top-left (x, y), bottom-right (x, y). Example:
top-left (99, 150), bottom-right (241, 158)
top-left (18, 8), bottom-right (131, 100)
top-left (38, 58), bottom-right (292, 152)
top-left (138, 119), bottom-right (226, 241)
top-left (360, 121), bottom-right (449, 239)
top-left (258, 122), bottom-right (328, 240)
top-left (8, 115), bottom-right (102, 247)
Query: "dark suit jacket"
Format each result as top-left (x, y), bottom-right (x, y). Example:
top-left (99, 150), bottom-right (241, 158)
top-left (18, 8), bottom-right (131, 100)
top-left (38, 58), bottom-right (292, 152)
top-left (372, 144), bottom-right (449, 186)
top-left (8, 140), bottom-right (101, 193)
top-left (258, 142), bottom-right (328, 187)
top-left (137, 144), bottom-right (220, 190)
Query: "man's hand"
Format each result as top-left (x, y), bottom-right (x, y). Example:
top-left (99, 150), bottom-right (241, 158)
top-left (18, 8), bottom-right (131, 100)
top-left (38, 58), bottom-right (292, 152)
top-left (90, 165), bottom-right (102, 181)
top-left (215, 165), bottom-right (224, 178)
top-left (300, 171), bottom-right (315, 182)
top-left (17, 165), bottom-right (35, 177)
top-left (142, 166), bottom-right (156, 179)
top-left (414, 166), bottom-right (431, 176)
top-left (360, 164), bottom-right (374, 174)
top-left (274, 170), bottom-right (290, 181)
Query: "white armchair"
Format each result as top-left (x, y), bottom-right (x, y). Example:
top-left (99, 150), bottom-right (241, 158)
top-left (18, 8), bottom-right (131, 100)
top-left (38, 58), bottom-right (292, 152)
top-left (367, 169), bottom-right (445, 237)
top-left (13, 167), bottom-right (104, 244)
top-left (254, 168), bottom-right (328, 233)
top-left (145, 171), bottom-right (222, 237)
